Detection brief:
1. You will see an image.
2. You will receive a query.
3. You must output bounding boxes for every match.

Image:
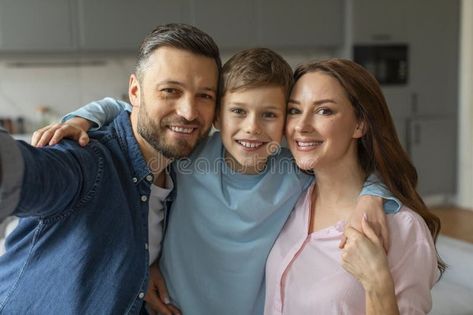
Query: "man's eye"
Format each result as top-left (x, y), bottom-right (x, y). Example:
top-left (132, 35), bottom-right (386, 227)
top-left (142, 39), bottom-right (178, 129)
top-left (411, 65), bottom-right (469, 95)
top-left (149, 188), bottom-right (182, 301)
top-left (198, 93), bottom-right (214, 100)
top-left (161, 88), bottom-right (178, 94)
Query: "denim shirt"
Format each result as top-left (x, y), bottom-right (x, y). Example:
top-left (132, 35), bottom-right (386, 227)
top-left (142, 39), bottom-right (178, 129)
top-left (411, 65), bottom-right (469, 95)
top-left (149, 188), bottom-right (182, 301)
top-left (0, 112), bottom-right (155, 315)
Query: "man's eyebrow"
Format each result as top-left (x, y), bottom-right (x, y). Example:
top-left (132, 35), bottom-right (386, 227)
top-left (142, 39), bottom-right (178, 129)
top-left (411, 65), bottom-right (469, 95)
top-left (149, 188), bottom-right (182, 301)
top-left (157, 80), bottom-right (184, 86)
top-left (156, 80), bottom-right (216, 93)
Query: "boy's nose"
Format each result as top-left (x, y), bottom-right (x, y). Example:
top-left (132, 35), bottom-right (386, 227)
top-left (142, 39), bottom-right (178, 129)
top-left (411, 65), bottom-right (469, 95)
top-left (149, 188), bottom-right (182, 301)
top-left (244, 117), bottom-right (261, 135)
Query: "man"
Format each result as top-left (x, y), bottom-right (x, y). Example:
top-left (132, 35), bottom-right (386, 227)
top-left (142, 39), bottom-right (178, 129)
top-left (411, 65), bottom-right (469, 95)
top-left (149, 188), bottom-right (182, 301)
top-left (0, 23), bottom-right (220, 314)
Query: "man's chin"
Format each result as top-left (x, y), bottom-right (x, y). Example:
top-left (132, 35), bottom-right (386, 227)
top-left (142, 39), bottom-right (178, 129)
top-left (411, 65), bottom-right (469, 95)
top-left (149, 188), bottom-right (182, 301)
top-left (159, 143), bottom-right (195, 159)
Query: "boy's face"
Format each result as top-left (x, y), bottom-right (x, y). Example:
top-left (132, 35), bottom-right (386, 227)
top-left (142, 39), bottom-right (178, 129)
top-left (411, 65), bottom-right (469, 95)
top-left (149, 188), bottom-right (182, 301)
top-left (215, 86), bottom-right (286, 174)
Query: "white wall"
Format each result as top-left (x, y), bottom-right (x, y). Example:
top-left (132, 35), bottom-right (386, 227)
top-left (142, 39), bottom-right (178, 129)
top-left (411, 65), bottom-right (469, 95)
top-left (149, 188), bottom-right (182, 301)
top-left (0, 56), bottom-right (135, 132)
top-left (0, 51), bottom-right (330, 133)
top-left (458, 0), bottom-right (473, 209)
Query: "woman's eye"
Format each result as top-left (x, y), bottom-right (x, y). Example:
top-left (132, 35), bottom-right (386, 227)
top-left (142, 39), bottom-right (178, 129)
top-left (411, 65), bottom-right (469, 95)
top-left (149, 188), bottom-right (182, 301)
top-left (317, 108), bottom-right (333, 115)
top-left (287, 107), bottom-right (301, 115)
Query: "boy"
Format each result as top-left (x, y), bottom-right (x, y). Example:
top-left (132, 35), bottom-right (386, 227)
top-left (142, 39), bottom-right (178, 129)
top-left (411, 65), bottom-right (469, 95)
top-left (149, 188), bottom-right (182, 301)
top-left (36, 48), bottom-right (399, 315)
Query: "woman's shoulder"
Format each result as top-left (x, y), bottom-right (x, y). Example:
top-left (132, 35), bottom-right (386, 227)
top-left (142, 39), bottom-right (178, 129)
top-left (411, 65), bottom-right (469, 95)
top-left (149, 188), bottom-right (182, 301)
top-left (387, 206), bottom-right (434, 245)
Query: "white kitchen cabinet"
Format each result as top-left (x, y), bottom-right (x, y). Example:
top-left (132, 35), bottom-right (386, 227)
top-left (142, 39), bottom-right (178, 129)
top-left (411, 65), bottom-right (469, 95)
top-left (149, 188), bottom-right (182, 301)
top-left (77, 0), bottom-right (190, 52)
top-left (352, 0), bottom-right (408, 43)
top-left (407, 118), bottom-right (457, 196)
top-left (407, 0), bottom-right (460, 117)
top-left (256, 0), bottom-right (344, 49)
top-left (0, 0), bottom-right (75, 52)
top-left (350, 0), bottom-right (459, 198)
top-left (191, 0), bottom-right (256, 50)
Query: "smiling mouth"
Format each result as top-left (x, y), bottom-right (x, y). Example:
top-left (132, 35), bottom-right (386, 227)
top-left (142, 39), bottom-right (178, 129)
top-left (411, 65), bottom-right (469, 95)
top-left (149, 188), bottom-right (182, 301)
top-left (296, 140), bottom-right (323, 148)
top-left (168, 126), bottom-right (197, 134)
top-left (236, 140), bottom-right (266, 150)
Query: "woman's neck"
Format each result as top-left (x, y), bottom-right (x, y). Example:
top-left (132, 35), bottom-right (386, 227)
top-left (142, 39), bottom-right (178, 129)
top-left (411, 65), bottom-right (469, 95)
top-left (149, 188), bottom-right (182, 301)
top-left (309, 160), bottom-right (366, 232)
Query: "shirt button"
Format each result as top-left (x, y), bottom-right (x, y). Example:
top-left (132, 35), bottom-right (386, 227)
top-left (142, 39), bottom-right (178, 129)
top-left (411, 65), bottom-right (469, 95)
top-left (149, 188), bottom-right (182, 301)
top-left (141, 195), bottom-right (148, 202)
top-left (138, 292), bottom-right (145, 299)
top-left (146, 175), bottom-right (153, 182)
top-left (132, 177), bottom-right (138, 183)
top-left (145, 243), bottom-right (149, 250)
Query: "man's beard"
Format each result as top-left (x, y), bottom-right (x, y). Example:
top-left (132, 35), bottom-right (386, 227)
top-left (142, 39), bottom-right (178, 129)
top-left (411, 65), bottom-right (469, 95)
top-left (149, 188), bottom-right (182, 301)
top-left (136, 100), bottom-right (209, 159)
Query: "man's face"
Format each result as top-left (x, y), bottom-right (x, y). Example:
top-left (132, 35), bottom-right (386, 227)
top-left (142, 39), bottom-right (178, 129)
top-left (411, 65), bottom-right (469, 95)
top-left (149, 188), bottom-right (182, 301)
top-left (130, 46), bottom-right (218, 159)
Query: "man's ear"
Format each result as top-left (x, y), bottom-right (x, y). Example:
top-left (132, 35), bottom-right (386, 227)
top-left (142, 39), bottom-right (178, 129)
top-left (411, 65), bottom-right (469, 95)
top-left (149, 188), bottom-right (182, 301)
top-left (129, 74), bottom-right (141, 107)
top-left (353, 119), bottom-right (366, 139)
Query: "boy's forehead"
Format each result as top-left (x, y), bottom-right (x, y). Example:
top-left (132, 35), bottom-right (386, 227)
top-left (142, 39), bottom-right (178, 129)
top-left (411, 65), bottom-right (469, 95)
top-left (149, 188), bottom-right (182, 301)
top-left (222, 85), bottom-right (287, 107)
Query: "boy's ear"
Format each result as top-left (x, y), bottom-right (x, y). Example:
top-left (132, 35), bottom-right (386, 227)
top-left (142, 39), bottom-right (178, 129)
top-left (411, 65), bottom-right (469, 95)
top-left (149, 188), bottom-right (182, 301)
top-left (129, 74), bottom-right (141, 107)
top-left (353, 119), bottom-right (366, 139)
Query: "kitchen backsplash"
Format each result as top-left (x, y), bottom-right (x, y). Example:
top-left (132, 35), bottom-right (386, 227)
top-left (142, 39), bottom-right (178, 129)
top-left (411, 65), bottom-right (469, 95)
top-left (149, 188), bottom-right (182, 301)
top-left (0, 51), bottom-right (331, 134)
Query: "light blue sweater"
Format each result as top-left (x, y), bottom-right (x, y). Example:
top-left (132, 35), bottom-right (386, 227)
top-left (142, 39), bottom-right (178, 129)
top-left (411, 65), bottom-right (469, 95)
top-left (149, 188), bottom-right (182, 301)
top-left (64, 98), bottom-right (400, 315)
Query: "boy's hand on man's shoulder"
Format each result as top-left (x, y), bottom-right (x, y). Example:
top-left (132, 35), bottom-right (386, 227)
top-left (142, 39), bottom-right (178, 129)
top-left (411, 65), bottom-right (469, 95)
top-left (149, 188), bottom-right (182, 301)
top-left (32, 117), bottom-right (92, 148)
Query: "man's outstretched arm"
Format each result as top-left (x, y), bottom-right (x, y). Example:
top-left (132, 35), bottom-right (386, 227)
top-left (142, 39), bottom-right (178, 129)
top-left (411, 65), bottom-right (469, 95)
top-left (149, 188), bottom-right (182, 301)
top-left (0, 127), bottom-right (24, 221)
top-left (1, 127), bottom-right (99, 220)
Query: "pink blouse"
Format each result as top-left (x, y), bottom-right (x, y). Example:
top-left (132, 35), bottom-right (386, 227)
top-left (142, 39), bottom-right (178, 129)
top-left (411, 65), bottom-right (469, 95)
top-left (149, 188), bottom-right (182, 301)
top-left (265, 183), bottom-right (440, 315)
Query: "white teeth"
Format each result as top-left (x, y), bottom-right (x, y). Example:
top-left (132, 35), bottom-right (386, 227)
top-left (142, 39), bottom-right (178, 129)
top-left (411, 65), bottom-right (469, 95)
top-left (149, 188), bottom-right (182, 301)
top-left (297, 141), bottom-right (322, 147)
top-left (238, 140), bottom-right (263, 148)
top-left (170, 126), bottom-right (194, 134)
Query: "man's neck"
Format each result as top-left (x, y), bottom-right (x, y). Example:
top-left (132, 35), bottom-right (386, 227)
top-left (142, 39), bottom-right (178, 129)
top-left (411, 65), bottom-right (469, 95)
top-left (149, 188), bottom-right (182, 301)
top-left (130, 112), bottom-right (172, 187)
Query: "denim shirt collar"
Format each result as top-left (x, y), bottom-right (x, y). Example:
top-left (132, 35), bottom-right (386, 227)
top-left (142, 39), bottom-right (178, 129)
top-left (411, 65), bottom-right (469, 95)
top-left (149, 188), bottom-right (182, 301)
top-left (113, 111), bottom-right (152, 184)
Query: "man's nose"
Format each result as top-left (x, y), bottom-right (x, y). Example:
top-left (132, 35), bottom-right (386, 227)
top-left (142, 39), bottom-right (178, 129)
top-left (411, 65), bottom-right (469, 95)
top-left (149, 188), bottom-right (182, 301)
top-left (176, 97), bottom-right (198, 122)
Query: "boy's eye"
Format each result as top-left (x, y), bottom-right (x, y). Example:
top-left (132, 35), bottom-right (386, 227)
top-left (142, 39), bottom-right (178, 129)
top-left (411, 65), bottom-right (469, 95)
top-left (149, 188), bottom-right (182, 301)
top-left (262, 112), bottom-right (277, 119)
top-left (230, 108), bottom-right (245, 115)
top-left (287, 107), bottom-right (301, 115)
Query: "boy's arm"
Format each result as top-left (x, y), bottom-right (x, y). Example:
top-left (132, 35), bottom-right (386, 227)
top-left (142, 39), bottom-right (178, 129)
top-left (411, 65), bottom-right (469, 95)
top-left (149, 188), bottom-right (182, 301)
top-left (62, 97), bottom-right (132, 129)
top-left (1, 128), bottom-right (99, 219)
top-left (342, 174), bottom-right (402, 252)
top-left (0, 128), bottom-right (24, 221)
top-left (361, 173), bottom-right (401, 214)
top-left (33, 97), bottom-right (131, 147)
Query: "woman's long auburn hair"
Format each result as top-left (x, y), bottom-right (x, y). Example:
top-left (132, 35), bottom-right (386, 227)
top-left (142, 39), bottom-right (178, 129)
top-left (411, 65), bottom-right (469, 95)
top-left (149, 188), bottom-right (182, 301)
top-left (293, 58), bottom-right (445, 275)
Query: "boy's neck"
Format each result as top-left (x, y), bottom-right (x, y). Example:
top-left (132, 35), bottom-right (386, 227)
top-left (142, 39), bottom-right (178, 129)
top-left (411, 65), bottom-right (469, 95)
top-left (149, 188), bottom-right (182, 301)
top-left (224, 150), bottom-right (268, 175)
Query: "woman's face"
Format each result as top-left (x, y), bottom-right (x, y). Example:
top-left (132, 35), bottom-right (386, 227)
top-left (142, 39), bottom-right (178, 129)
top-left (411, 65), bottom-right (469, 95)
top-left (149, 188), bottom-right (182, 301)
top-left (286, 71), bottom-right (364, 172)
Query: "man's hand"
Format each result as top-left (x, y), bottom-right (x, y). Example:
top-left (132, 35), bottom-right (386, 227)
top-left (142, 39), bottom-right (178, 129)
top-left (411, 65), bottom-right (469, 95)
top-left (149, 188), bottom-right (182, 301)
top-left (340, 195), bottom-right (389, 252)
top-left (31, 117), bottom-right (93, 147)
top-left (145, 262), bottom-right (181, 315)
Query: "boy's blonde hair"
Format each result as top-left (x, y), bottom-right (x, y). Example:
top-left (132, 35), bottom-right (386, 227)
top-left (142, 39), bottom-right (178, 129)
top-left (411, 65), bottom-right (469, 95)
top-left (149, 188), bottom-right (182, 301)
top-left (219, 48), bottom-right (293, 106)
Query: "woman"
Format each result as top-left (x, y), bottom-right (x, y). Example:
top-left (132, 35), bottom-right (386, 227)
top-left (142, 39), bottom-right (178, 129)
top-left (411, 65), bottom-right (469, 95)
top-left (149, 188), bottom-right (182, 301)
top-left (265, 59), bottom-right (444, 315)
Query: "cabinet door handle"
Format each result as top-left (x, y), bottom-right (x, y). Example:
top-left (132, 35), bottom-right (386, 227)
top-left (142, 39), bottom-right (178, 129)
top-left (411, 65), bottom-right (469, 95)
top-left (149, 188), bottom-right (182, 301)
top-left (413, 123), bottom-right (421, 145)
top-left (411, 93), bottom-right (418, 115)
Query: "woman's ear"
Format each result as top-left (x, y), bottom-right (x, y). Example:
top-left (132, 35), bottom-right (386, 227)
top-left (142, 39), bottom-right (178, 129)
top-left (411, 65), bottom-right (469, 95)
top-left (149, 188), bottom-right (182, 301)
top-left (353, 120), bottom-right (366, 139)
